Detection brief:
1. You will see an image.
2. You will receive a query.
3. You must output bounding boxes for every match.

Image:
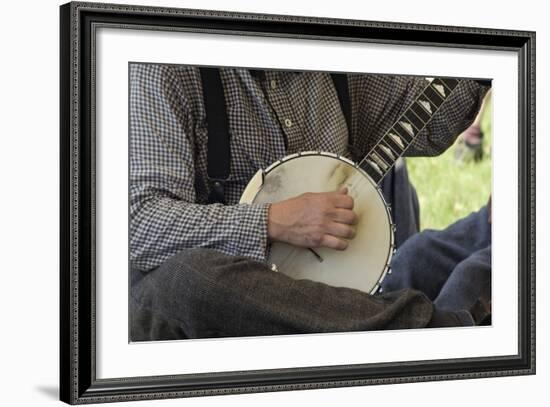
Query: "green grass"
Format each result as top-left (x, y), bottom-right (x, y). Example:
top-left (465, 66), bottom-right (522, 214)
top-left (406, 97), bottom-right (492, 231)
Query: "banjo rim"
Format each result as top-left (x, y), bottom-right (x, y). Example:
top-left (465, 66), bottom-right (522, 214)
top-left (247, 151), bottom-right (396, 294)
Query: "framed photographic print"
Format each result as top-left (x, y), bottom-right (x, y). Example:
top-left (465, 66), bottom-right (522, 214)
top-left (60, 1), bottom-right (535, 404)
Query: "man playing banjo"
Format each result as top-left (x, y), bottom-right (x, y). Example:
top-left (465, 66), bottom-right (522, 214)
top-left (129, 64), bottom-right (490, 340)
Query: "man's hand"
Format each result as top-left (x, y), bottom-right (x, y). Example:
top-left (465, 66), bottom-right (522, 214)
top-left (267, 187), bottom-right (358, 250)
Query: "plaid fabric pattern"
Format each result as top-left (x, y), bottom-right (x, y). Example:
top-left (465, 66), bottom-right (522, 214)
top-left (130, 63), bottom-right (488, 272)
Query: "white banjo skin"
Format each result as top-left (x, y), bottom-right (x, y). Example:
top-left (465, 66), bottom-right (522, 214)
top-left (240, 152), bottom-right (394, 294)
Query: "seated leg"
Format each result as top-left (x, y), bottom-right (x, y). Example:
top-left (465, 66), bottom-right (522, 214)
top-left (434, 245), bottom-right (491, 313)
top-left (381, 206), bottom-right (491, 300)
top-left (130, 248), bottom-right (454, 340)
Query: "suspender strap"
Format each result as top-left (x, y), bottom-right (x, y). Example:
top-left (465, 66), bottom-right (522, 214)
top-left (330, 73), bottom-right (352, 140)
top-left (200, 67), bottom-right (231, 204)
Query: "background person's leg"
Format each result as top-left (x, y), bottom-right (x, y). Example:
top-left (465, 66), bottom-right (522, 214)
top-left (434, 246), bottom-right (491, 312)
top-left (381, 206), bottom-right (491, 300)
top-left (380, 158), bottom-right (420, 248)
top-left (130, 248), bottom-right (450, 341)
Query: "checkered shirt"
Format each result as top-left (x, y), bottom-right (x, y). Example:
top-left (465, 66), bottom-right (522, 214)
top-left (130, 63), bottom-right (488, 272)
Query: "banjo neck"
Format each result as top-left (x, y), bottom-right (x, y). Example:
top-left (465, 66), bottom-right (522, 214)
top-left (358, 77), bottom-right (462, 185)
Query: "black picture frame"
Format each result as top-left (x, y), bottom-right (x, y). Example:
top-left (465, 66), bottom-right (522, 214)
top-left (60, 1), bottom-right (536, 404)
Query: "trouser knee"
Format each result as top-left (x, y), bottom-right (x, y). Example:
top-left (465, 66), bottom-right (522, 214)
top-left (131, 249), bottom-right (258, 338)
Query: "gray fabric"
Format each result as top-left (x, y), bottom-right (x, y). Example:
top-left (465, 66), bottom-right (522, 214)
top-left (130, 249), bottom-right (437, 341)
top-left (382, 206), bottom-right (491, 313)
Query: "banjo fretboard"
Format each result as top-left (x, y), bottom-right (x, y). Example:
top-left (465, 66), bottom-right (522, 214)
top-left (358, 77), bottom-right (461, 184)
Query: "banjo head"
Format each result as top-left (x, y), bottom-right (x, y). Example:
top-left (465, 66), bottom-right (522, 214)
top-left (241, 152), bottom-right (394, 294)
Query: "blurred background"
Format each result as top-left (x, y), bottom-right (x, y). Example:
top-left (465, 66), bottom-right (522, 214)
top-left (407, 91), bottom-right (492, 230)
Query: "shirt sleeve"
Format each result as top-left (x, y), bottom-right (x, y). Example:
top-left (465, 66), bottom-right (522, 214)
top-left (351, 75), bottom-right (491, 157)
top-left (129, 64), bottom-right (271, 272)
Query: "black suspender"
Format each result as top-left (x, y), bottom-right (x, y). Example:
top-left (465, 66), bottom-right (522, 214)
top-left (200, 68), bottom-right (351, 204)
top-left (199, 67), bottom-right (231, 204)
top-left (330, 73), bottom-right (351, 136)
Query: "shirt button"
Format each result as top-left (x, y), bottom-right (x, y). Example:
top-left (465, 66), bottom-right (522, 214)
top-left (270, 79), bottom-right (277, 89)
top-left (284, 118), bottom-right (293, 128)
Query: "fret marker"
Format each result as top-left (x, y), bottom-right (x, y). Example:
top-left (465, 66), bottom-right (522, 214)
top-left (372, 153), bottom-right (389, 171)
top-left (399, 121), bottom-right (415, 137)
top-left (433, 84), bottom-right (446, 97)
top-left (380, 145), bottom-right (395, 160)
top-left (419, 100), bottom-right (432, 114)
top-left (389, 133), bottom-right (405, 149)
top-left (367, 159), bottom-right (383, 175)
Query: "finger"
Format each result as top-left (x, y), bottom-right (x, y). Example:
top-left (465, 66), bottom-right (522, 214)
top-left (329, 208), bottom-right (359, 225)
top-left (326, 222), bottom-right (356, 239)
top-left (337, 186), bottom-right (348, 194)
top-left (320, 234), bottom-right (349, 251)
top-left (332, 193), bottom-right (354, 210)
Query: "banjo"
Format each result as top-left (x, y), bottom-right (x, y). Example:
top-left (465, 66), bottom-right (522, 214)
top-left (240, 77), bottom-right (461, 294)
